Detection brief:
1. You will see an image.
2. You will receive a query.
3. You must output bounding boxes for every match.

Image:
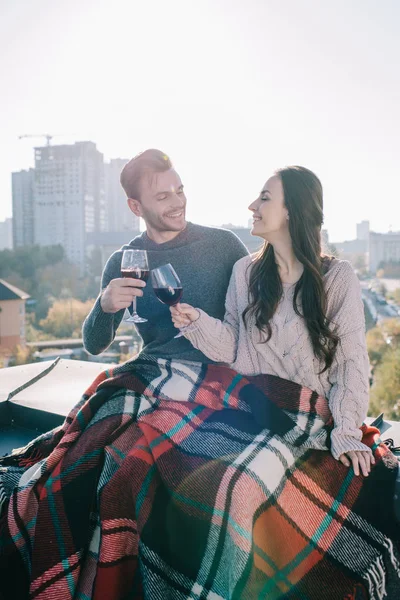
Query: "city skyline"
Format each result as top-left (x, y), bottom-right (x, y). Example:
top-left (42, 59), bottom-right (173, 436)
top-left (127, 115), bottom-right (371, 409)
top-left (11, 141), bottom-right (141, 272)
top-left (4, 145), bottom-right (400, 245)
top-left (1, 0), bottom-right (400, 242)
top-left (4, 136), bottom-right (400, 244)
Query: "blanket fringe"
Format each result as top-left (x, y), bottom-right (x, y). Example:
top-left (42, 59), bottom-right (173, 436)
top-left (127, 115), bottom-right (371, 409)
top-left (0, 482), bottom-right (6, 517)
top-left (363, 541), bottom-right (400, 600)
top-left (385, 537), bottom-right (400, 574)
top-left (364, 555), bottom-right (387, 600)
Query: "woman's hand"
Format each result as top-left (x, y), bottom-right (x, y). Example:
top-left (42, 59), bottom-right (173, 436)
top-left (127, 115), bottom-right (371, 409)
top-left (170, 303), bottom-right (200, 329)
top-left (339, 450), bottom-right (375, 476)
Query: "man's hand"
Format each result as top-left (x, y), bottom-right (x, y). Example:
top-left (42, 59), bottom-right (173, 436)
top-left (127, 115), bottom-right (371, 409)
top-left (339, 450), bottom-right (375, 477)
top-left (170, 303), bottom-right (200, 329)
top-left (100, 278), bottom-right (146, 314)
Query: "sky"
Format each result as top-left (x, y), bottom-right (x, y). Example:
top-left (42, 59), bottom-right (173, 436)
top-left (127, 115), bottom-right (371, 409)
top-left (0, 0), bottom-right (399, 242)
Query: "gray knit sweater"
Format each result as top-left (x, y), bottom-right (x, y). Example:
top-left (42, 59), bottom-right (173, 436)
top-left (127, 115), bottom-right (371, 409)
top-left (184, 255), bottom-right (372, 460)
top-left (82, 223), bottom-right (249, 362)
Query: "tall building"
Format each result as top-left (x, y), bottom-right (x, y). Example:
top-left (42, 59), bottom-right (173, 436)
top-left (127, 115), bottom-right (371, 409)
top-left (12, 169), bottom-right (35, 248)
top-left (104, 158), bottom-right (139, 232)
top-left (369, 231), bottom-right (400, 273)
top-left (0, 218), bottom-right (13, 250)
top-left (33, 142), bottom-right (105, 273)
top-left (321, 229), bottom-right (329, 251)
top-left (356, 220), bottom-right (370, 241)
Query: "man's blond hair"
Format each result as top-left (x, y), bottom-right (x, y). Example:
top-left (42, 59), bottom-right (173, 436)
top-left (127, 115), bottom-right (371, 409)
top-left (120, 149), bottom-right (173, 200)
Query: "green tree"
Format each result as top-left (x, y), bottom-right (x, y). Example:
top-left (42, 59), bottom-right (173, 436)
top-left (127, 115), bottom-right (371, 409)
top-left (378, 282), bottom-right (388, 298)
top-left (369, 348), bottom-right (400, 420)
top-left (0, 245), bottom-right (65, 284)
top-left (39, 298), bottom-right (94, 338)
top-left (366, 326), bottom-right (387, 365)
top-left (0, 246), bottom-right (67, 319)
top-left (0, 245), bottom-right (101, 324)
top-left (25, 313), bottom-right (54, 342)
top-left (86, 247), bottom-right (103, 279)
top-left (8, 345), bottom-right (37, 367)
top-left (366, 319), bottom-right (400, 366)
top-left (382, 319), bottom-right (400, 348)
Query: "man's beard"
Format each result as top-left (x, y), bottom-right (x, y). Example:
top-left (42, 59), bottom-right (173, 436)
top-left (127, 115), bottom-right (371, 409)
top-left (147, 214), bottom-right (186, 232)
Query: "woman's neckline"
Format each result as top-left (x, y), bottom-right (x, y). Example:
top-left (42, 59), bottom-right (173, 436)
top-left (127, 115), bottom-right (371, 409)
top-left (280, 258), bottom-right (338, 287)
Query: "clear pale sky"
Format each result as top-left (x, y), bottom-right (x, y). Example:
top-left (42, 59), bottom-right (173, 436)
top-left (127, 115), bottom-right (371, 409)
top-left (1, 0), bottom-right (399, 242)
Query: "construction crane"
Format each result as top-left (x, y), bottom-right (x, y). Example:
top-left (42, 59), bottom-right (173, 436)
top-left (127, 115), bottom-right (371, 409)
top-left (18, 134), bottom-right (60, 146)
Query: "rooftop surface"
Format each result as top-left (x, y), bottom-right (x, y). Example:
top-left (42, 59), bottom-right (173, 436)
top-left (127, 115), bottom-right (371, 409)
top-left (1, 358), bottom-right (399, 457)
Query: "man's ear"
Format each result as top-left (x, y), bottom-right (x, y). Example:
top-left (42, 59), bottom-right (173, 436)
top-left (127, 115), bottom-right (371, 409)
top-left (127, 198), bottom-right (142, 217)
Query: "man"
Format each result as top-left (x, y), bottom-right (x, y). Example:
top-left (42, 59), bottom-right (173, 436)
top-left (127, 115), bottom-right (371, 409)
top-left (83, 149), bottom-right (249, 361)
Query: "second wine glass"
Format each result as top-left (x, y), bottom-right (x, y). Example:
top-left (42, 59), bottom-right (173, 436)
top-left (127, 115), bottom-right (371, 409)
top-left (151, 263), bottom-right (195, 338)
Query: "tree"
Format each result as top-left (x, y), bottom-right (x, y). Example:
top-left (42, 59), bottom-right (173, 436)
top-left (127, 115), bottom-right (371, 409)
top-left (366, 326), bottom-right (387, 365)
top-left (366, 319), bottom-right (400, 366)
top-left (382, 319), bottom-right (400, 348)
top-left (392, 288), bottom-right (400, 305)
top-left (8, 345), bottom-right (37, 367)
top-left (86, 247), bottom-right (103, 279)
top-left (377, 282), bottom-right (388, 298)
top-left (367, 318), bottom-right (400, 419)
top-left (0, 245), bottom-right (65, 285)
top-left (25, 312), bottom-right (54, 342)
top-left (369, 348), bottom-right (400, 420)
top-left (39, 299), bottom-right (94, 338)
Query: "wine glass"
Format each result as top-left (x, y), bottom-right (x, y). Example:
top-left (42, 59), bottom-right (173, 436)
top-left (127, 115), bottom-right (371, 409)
top-left (121, 249), bottom-right (149, 323)
top-left (151, 263), bottom-right (197, 338)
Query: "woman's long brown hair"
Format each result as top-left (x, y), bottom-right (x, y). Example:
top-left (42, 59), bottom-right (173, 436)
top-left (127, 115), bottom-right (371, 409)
top-left (243, 166), bottom-right (339, 373)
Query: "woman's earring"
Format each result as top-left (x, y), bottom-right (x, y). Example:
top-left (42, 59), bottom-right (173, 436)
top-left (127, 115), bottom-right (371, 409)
top-left (286, 214), bottom-right (290, 220)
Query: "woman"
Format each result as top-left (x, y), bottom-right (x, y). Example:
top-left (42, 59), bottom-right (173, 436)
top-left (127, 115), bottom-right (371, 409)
top-left (171, 166), bottom-right (374, 475)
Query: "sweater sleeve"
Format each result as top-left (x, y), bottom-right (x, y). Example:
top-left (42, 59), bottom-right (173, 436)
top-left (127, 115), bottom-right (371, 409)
top-left (326, 262), bottom-right (372, 460)
top-left (82, 251), bottom-right (126, 355)
top-left (183, 263), bottom-right (241, 363)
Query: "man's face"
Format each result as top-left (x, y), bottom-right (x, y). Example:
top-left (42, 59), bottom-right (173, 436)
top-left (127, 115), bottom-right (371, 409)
top-left (129, 169), bottom-right (187, 233)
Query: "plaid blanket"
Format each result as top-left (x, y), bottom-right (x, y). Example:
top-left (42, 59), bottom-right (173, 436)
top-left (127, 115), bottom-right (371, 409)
top-left (1, 356), bottom-right (400, 600)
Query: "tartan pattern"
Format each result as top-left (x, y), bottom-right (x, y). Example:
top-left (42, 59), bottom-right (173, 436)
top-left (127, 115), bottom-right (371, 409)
top-left (1, 355), bottom-right (400, 600)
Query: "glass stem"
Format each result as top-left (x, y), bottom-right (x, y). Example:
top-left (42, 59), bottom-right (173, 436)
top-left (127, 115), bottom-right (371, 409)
top-left (132, 296), bottom-right (137, 316)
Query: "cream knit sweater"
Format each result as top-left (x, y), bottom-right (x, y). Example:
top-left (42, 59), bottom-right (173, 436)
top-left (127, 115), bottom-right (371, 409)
top-left (184, 255), bottom-right (371, 460)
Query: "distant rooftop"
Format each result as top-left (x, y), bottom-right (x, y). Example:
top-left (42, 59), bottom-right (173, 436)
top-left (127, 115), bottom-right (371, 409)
top-left (0, 278), bottom-right (30, 301)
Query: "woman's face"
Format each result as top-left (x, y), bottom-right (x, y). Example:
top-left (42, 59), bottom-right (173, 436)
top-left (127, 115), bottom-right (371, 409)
top-left (249, 175), bottom-right (289, 240)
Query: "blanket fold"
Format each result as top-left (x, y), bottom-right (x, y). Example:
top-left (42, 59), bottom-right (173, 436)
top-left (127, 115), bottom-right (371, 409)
top-left (1, 356), bottom-right (399, 600)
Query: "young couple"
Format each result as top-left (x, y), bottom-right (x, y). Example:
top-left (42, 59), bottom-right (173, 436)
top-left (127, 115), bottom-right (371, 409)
top-left (84, 149), bottom-right (372, 473)
top-left (3, 149), bottom-right (400, 600)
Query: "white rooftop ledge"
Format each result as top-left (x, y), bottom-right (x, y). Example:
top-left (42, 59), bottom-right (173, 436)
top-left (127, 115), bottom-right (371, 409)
top-left (0, 359), bottom-right (399, 454)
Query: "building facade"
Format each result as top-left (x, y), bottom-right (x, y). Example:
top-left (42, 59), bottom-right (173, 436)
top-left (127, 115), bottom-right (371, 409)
top-left (0, 279), bottom-right (29, 353)
top-left (104, 158), bottom-right (140, 233)
top-left (321, 229), bottom-right (330, 252)
top-left (33, 142), bottom-right (105, 273)
top-left (369, 231), bottom-right (400, 273)
top-left (0, 218), bottom-right (13, 250)
top-left (12, 169), bottom-right (35, 248)
top-left (356, 220), bottom-right (370, 241)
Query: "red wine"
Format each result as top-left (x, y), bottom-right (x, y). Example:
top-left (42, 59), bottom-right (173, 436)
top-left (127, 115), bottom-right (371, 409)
top-left (121, 268), bottom-right (149, 282)
top-left (154, 287), bottom-right (183, 306)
